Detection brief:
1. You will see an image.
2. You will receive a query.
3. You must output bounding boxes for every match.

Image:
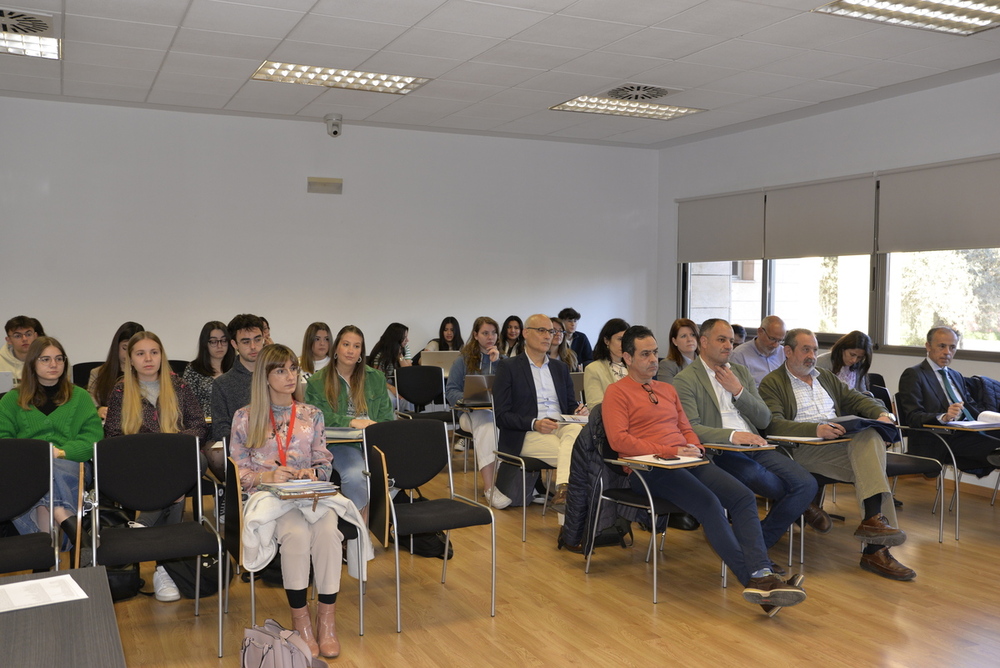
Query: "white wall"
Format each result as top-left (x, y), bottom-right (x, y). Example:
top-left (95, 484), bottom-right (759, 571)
top-left (657, 71), bottom-right (1000, 488)
top-left (0, 96), bottom-right (659, 362)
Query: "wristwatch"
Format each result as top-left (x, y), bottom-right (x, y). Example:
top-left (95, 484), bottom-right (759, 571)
top-left (879, 411), bottom-right (895, 422)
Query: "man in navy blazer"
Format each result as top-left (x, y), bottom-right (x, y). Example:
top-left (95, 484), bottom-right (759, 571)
top-left (898, 326), bottom-right (1000, 473)
top-left (494, 313), bottom-right (588, 509)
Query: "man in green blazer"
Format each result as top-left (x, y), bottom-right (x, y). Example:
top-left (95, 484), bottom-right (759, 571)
top-left (759, 329), bottom-right (915, 582)
top-left (674, 319), bottom-right (817, 554)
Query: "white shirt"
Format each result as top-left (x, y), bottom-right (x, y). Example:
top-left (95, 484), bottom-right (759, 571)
top-left (527, 354), bottom-right (561, 422)
top-left (698, 357), bottom-right (755, 441)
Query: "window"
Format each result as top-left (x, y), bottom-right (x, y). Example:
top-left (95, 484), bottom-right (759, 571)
top-left (686, 260), bottom-right (763, 328)
top-left (771, 255), bottom-right (870, 335)
top-left (886, 249), bottom-right (1000, 352)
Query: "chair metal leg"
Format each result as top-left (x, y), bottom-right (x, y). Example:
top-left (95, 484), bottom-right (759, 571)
top-left (992, 474), bottom-right (1000, 506)
top-left (357, 536), bottom-right (365, 636)
top-left (441, 531), bottom-right (450, 583)
top-left (250, 573), bottom-right (256, 627)
top-left (650, 510), bottom-right (658, 604)
top-left (584, 494), bottom-right (604, 575)
top-left (521, 463), bottom-right (528, 542)
top-left (489, 511), bottom-right (497, 618)
top-left (393, 532), bottom-right (402, 633)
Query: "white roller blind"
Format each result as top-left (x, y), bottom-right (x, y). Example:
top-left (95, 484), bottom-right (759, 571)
top-left (677, 192), bottom-right (764, 262)
top-left (879, 156), bottom-right (1000, 252)
top-left (764, 176), bottom-right (876, 259)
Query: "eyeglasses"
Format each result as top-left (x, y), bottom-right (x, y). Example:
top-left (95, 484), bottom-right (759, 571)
top-left (526, 327), bottom-right (556, 335)
top-left (208, 338), bottom-right (229, 346)
top-left (10, 330), bottom-right (35, 340)
top-left (270, 366), bottom-right (300, 377)
top-left (641, 383), bottom-right (659, 405)
top-left (38, 355), bottom-right (66, 365)
top-left (759, 330), bottom-right (783, 344)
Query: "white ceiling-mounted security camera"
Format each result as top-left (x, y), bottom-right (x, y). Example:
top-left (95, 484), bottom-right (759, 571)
top-left (323, 113), bottom-right (342, 138)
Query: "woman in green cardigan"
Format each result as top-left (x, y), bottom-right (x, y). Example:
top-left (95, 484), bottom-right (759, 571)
top-left (0, 336), bottom-right (103, 549)
top-left (305, 324), bottom-right (393, 515)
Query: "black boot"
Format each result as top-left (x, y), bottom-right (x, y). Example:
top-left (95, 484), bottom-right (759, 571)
top-left (60, 516), bottom-right (93, 568)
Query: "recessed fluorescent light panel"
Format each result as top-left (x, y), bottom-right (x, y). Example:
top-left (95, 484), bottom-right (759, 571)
top-left (550, 95), bottom-right (706, 121)
top-left (813, 0), bottom-right (1000, 35)
top-left (252, 61), bottom-right (430, 94)
top-left (0, 9), bottom-right (60, 59)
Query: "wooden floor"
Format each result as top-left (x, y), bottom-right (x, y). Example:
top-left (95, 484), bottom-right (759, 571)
top-left (85, 461), bottom-right (1000, 667)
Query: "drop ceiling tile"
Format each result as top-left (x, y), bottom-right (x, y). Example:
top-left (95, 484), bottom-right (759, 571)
top-left (356, 51), bottom-right (462, 78)
top-left (170, 28), bottom-right (281, 60)
top-left (487, 86), bottom-right (585, 107)
top-left (549, 115), bottom-right (652, 139)
top-left (225, 0), bottom-right (316, 11)
top-left (605, 123), bottom-right (701, 144)
top-left (827, 60), bottom-right (944, 87)
top-left (659, 0), bottom-right (801, 38)
top-left (681, 39), bottom-right (805, 69)
top-left (416, 0), bottom-right (549, 39)
top-left (65, 0), bottom-right (190, 25)
top-left (62, 42), bottom-right (165, 71)
top-left (63, 62), bottom-right (158, 88)
top-left (513, 15), bottom-right (643, 49)
top-left (0, 72), bottom-right (60, 95)
top-left (561, 0), bottom-right (705, 25)
top-left (890, 40), bottom-right (1000, 70)
top-left (650, 88), bottom-right (749, 108)
top-left (160, 52), bottom-right (261, 79)
top-left (471, 40), bottom-right (587, 69)
top-left (267, 42), bottom-right (376, 69)
top-left (224, 79), bottom-right (327, 114)
top-left (771, 78), bottom-right (875, 102)
top-left (518, 70), bottom-right (622, 95)
top-left (146, 89), bottom-right (233, 109)
top-left (635, 60), bottom-right (741, 88)
top-left (754, 50), bottom-right (877, 79)
top-left (741, 12), bottom-right (881, 49)
top-left (4, 1), bottom-right (61, 12)
top-left (818, 24), bottom-right (955, 59)
top-left (481, 0), bottom-right (577, 11)
top-left (365, 96), bottom-right (470, 123)
top-left (62, 80), bottom-right (149, 102)
top-left (602, 28), bottom-right (727, 60)
top-left (438, 61), bottom-right (543, 87)
top-left (448, 101), bottom-right (537, 120)
top-left (295, 100), bottom-right (387, 120)
top-left (150, 70), bottom-right (246, 96)
top-left (554, 51), bottom-right (669, 79)
top-left (0, 54), bottom-right (62, 77)
top-left (428, 115), bottom-right (509, 131)
top-left (289, 15), bottom-right (408, 50)
top-left (181, 0), bottom-right (306, 39)
top-left (492, 110), bottom-right (589, 134)
top-left (63, 14), bottom-right (178, 50)
top-left (410, 78), bottom-right (507, 102)
top-left (716, 94), bottom-right (812, 115)
top-left (703, 71), bottom-right (807, 95)
top-left (311, 0), bottom-right (447, 23)
top-left (747, 0), bottom-right (830, 8)
top-left (310, 86), bottom-right (399, 109)
top-left (384, 28), bottom-right (501, 60)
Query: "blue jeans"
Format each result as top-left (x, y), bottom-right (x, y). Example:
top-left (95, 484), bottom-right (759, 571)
top-left (328, 444), bottom-right (368, 509)
top-left (712, 450), bottom-right (817, 548)
top-left (14, 458), bottom-right (91, 537)
top-left (631, 462), bottom-right (769, 587)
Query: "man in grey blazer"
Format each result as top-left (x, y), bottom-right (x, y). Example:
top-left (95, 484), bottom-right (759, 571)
top-left (674, 319), bottom-right (818, 553)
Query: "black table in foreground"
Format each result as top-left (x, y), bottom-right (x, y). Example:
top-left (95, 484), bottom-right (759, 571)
top-left (0, 566), bottom-right (126, 668)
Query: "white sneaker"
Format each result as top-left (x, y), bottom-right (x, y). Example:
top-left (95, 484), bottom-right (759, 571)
top-left (531, 491), bottom-right (547, 505)
top-left (153, 565), bottom-right (181, 602)
top-left (127, 521), bottom-right (146, 529)
top-left (454, 439), bottom-right (467, 452)
top-left (485, 486), bottom-right (512, 510)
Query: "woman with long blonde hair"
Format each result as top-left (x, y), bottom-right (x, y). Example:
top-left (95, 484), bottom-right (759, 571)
top-left (104, 331), bottom-right (206, 602)
top-left (547, 317), bottom-right (580, 371)
top-left (230, 344), bottom-right (344, 659)
top-left (444, 316), bottom-right (509, 508)
top-left (304, 325), bottom-right (393, 512)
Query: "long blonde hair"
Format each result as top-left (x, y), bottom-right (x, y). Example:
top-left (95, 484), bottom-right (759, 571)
top-left (549, 318), bottom-right (578, 369)
top-left (245, 344), bottom-right (299, 450)
top-left (461, 317), bottom-right (499, 374)
top-left (323, 325), bottom-right (368, 416)
top-left (121, 331), bottom-right (182, 435)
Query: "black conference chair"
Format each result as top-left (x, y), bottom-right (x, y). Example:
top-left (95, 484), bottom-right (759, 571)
top-left (363, 419), bottom-right (495, 633)
top-left (168, 359), bottom-right (189, 376)
top-left (71, 361), bottom-right (103, 390)
top-left (393, 366), bottom-right (453, 423)
top-left (0, 439), bottom-right (58, 574)
top-left (90, 433), bottom-right (224, 657)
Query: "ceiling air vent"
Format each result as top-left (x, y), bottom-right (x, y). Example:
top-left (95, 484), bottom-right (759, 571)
top-left (604, 83), bottom-right (673, 101)
top-left (0, 9), bottom-right (55, 37)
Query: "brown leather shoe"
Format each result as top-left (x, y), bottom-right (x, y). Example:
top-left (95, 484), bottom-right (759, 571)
top-left (760, 574), bottom-right (804, 617)
top-left (769, 560), bottom-right (787, 577)
top-left (743, 573), bottom-right (807, 607)
top-left (854, 514), bottom-right (906, 546)
top-left (803, 503), bottom-right (832, 534)
top-left (317, 602), bottom-right (340, 658)
top-left (290, 606), bottom-right (319, 659)
top-left (860, 547), bottom-right (916, 581)
top-left (550, 483), bottom-right (569, 513)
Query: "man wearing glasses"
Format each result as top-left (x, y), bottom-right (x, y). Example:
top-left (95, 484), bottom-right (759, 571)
top-left (211, 313), bottom-right (265, 444)
top-left (603, 325), bottom-right (806, 616)
top-left (730, 315), bottom-right (786, 386)
top-left (0, 315), bottom-right (45, 385)
top-left (494, 313), bottom-right (589, 511)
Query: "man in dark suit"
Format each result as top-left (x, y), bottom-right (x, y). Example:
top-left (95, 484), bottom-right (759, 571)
top-left (898, 326), bottom-right (1000, 473)
top-left (494, 313), bottom-right (588, 510)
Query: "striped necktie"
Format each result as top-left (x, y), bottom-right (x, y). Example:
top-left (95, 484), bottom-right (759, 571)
top-left (938, 369), bottom-right (975, 421)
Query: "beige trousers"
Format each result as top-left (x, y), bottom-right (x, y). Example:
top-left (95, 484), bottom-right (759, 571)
top-left (520, 423), bottom-right (583, 486)
top-left (275, 508), bottom-right (344, 594)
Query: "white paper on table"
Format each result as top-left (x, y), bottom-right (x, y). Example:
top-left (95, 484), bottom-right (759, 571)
top-left (0, 574), bottom-right (88, 614)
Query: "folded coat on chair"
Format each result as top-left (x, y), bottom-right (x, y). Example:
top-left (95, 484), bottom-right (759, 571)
top-left (242, 492), bottom-right (374, 580)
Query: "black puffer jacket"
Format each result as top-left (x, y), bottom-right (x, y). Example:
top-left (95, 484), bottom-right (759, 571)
top-left (562, 404), bottom-right (639, 554)
top-left (967, 375), bottom-right (1000, 413)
